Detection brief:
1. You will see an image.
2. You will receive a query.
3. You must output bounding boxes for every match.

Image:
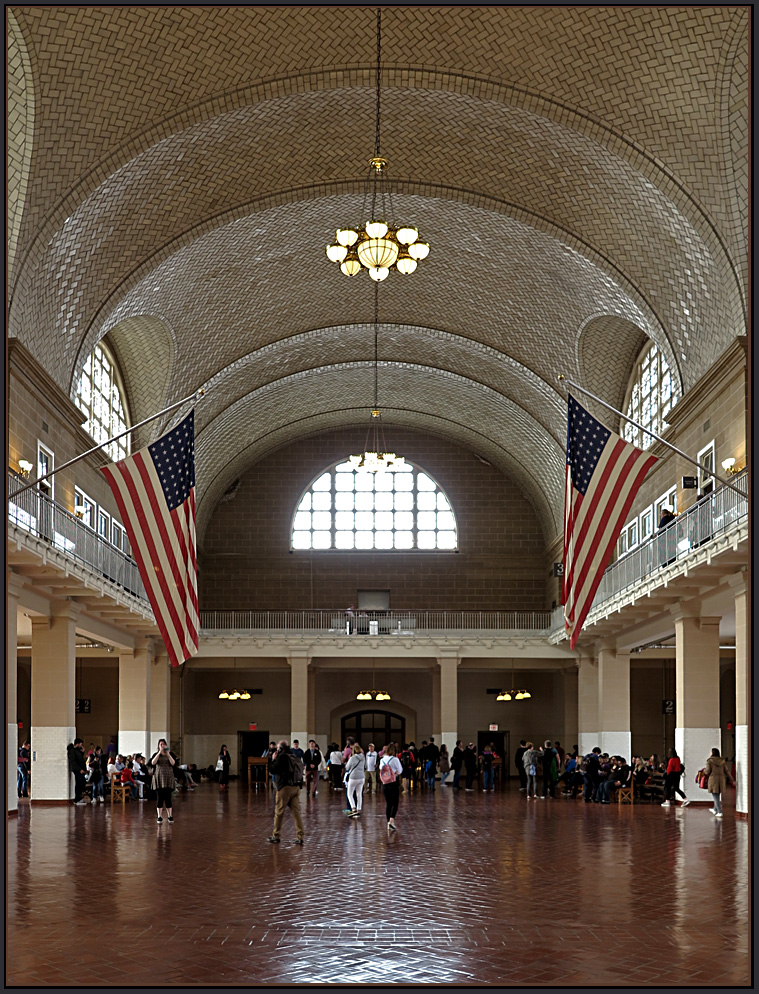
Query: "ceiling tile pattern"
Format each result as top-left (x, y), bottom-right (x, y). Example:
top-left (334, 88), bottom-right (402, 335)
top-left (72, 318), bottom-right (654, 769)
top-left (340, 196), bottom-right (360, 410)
top-left (8, 6), bottom-right (748, 553)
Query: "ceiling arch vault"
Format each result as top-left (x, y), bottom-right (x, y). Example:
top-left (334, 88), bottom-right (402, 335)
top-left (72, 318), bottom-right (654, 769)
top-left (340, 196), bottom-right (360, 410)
top-left (8, 6), bottom-right (748, 557)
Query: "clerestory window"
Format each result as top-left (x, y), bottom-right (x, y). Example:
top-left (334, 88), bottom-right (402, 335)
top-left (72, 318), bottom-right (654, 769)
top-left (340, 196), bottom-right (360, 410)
top-left (75, 341), bottom-right (130, 461)
top-left (622, 341), bottom-right (677, 450)
top-left (291, 461), bottom-right (458, 551)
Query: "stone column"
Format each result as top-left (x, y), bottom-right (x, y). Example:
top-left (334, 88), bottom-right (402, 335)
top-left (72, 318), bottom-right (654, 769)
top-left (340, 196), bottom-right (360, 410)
top-left (7, 573), bottom-right (24, 813)
top-left (597, 644), bottom-right (631, 760)
top-left (149, 649), bottom-right (171, 755)
top-left (30, 600), bottom-right (79, 801)
top-left (437, 654), bottom-right (459, 747)
top-left (288, 650), bottom-right (309, 748)
top-left (726, 574), bottom-right (747, 815)
top-left (673, 605), bottom-right (721, 803)
top-left (307, 666), bottom-right (317, 743)
top-left (118, 640), bottom-right (154, 759)
top-left (577, 655), bottom-right (598, 756)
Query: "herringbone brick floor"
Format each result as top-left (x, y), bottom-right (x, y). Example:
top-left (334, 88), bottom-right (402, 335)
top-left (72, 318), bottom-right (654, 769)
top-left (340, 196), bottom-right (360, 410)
top-left (6, 782), bottom-right (749, 987)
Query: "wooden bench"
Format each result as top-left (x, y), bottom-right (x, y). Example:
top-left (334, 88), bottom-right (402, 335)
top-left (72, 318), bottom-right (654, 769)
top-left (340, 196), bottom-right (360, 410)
top-left (616, 773), bottom-right (634, 804)
top-left (110, 773), bottom-right (130, 804)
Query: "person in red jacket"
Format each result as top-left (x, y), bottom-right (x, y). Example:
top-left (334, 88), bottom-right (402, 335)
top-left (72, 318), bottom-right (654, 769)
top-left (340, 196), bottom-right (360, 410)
top-left (120, 758), bottom-right (140, 800)
top-left (661, 748), bottom-right (689, 807)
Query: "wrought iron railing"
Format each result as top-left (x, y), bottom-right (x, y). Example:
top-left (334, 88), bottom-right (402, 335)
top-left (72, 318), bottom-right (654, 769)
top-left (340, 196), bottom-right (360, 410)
top-left (200, 609), bottom-right (552, 634)
top-left (8, 472), bottom-right (148, 601)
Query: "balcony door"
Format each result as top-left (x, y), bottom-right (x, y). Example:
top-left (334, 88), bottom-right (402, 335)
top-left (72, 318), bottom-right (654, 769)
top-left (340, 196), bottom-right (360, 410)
top-left (341, 710), bottom-right (405, 750)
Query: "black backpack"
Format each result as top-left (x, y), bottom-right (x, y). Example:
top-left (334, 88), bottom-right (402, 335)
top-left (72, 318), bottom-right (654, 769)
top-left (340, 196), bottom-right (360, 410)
top-left (286, 753), bottom-right (304, 787)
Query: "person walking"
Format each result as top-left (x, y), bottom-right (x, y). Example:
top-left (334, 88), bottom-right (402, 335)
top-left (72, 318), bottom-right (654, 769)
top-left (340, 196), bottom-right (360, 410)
top-left (705, 747), bottom-right (733, 818)
top-left (150, 739), bottom-right (176, 824)
top-left (379, 742), bottom-right (403, 831)
top-left (426, 737), bottom-right (440, 790)
top-left (364, 743), bottom-right (378, 795)
top-left (439, 745), bottom-right (451, 785)
top-left (217, 744), bottom-right (231, 790)
top-left (344, 743), bottom-right (366, 818)
top-left (480, 744), bottom-right (495, 792)
top-left (515, 740), bottom-right (527, 791)
top-left (267, 740), bottom-right (305, 844)
top-left (661, 748), bottom-right (689, 807)
top-left (304, 739), bottom-right (322, 797)
top-left (67, 737), bottom-right (88, 804)
top-left (17, 741), bottom-right (31, 799)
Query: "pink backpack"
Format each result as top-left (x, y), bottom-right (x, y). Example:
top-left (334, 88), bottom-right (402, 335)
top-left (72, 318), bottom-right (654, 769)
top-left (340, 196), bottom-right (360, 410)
top-left (379, 761), bottom-right (397, 784)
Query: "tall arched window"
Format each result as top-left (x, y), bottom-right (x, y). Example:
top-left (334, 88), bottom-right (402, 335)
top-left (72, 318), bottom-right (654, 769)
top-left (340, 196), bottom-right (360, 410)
top-left (622, 341), bottom-right (677, 450)
top-left (75, 341), bottom-right (130, 461)
top-left (291, 461), bottom-right (458, 551)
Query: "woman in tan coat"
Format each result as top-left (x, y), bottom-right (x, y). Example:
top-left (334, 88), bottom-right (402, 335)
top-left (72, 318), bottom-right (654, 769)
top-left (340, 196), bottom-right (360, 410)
top-left (705, 747), bottom-right (733, 818)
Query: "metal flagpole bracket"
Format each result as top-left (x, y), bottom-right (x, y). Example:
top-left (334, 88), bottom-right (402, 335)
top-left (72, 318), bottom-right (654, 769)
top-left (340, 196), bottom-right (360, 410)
top-left (556, 373), bottom-right (744, 497)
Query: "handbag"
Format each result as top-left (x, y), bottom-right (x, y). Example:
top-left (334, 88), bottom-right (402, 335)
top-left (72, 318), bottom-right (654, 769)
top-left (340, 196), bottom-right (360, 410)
top-left (216, 758), bottom-right (224, 772)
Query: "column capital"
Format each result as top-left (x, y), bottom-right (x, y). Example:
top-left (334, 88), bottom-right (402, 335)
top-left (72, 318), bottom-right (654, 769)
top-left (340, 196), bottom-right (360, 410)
top-left (722, 569), bottom-right (747, 597)
top-left (436, 653), bottom-right (460, 666)
top-left (287, 649), bottom-right (311, 666)
top-left (49, 599), bottom-right (82, 623)
top-left (7, 569), bottom-right (26, 600)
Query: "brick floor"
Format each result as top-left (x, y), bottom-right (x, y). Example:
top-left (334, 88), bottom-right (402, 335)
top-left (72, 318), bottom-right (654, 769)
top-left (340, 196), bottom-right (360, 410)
top-left (6, 783), bottom-right (749, 987)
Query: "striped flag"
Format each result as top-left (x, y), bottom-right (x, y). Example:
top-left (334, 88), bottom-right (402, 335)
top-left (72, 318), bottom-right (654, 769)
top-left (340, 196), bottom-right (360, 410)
top-left (101, 412), bottom-right (198, 668)
top-left (562, 395), bottom-right (657, 649)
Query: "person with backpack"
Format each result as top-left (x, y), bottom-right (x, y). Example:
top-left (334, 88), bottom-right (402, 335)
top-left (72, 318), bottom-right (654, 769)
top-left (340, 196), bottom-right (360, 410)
top-left (343, 743), bottom-right (366, 818)
top-left (267, 740), bottom-right (305, 844)
top-left (514, 740), bottom-right (528, 792)
top-left (480, 745), bottom-right (495, 792)
top-left (379, 742), bottom-right (403, 831)
top-left (539, 740), bottom-right (559, 799)
top-left (399, 743), bottom-right (415, 793)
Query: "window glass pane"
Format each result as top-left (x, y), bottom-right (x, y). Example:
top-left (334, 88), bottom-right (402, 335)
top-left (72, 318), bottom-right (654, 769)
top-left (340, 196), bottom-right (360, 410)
top-left (375, 511), bottom-right (394, 531)
top-left (374, 491), bottom-right (393, 511)
top-left (394, 532), bottom-right (413, 549)
top-left (437, 493), bottom-right (451, 511)
top-left (417, 491), bottom-right (436, 510)
top-left (437, 531), bottom-right (457, 549)
top-left (417, 472), bottom-right (436, 491)
top-left (355, 511), bottom-right (374, 531)
top-left (394, 473), bottom-right (413, 491)
top-left (298, 494), bottom-right (312, 511)
top-left (417, 531), bottom-right (436, 549)
top-left (417, 510), bottom-right (437, 531)
top-left (335, 492), bottom-right (354, 511)
top-left (375, 531), bottom-right (393, 549)
top-left (355, 531), bottom-right (374, 549)
top-left (355, 472), bottom-right (374, 492)
top-left (394, 492), bottom-right (413, 511)
top-left (629, 522), bottom-right (637, 545)
top-left (312, 511), bottom-right (331, 530)
top-left (335, 531), bottom-right (355, 549)
top-left (394, 511), bottom-right (414, 530)
top-left (312, 491), bottom-right (331, 511)
top-left (437, 510), bottom-right (455, 530)
top-left (313, 472), bottom-right (331, 491)
top-left (375, 472), bottom-right (394, 491)
top-left (335, 472), bottom-right (355, 491)
top-left (293, 511), bottom-right (311, 530)
top-left (312, 531), bottom-right (331, 549)
top-left (335, 461), bottom-right (354, 473)
top-left (335, 511), bottom-right (354, 530)
top-left (355, 492), bottom-right (374, 511)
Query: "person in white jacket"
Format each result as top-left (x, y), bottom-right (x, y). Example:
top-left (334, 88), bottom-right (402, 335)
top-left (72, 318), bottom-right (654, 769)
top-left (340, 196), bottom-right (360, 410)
top-left (364, 743), bottom-right (378, 794)
top-left (343, 743), bottom-right (366, 818)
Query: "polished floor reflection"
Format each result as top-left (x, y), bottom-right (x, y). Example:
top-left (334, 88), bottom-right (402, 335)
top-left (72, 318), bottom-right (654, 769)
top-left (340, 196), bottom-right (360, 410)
top-left (6, 783), bottom-right (749, 987)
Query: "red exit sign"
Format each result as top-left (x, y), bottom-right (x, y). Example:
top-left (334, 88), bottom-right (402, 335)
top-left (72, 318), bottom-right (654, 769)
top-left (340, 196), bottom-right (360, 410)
top-left (249, 723), bottom-right (257, 731)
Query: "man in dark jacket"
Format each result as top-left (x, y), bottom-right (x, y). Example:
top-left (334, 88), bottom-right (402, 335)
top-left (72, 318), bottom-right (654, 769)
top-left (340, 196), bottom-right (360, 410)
top-left (463, 743), bottom-right (478, 791)
top-left (426, 737), bottom-right (441, 790)
top-left (451, 740), bottom-right (465, 789)
top-left (267, 741), bottom-right (305, 844)
top-left (304, 740), bottom-right (322, 798)
top-left (540, 740), bottom-right (558, 798)
top-left (582, 747), bottom-right (602, 802)
top-left (67, 737), bottom-right (88, 803)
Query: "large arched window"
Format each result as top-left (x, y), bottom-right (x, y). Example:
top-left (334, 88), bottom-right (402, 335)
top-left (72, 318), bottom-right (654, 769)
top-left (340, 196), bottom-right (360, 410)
top-left (75, 341), bottom-right (130, 461)
top-left (291, 461), bottom-right (458, 551)
top-left (622, 341), bottom-right (677, 450)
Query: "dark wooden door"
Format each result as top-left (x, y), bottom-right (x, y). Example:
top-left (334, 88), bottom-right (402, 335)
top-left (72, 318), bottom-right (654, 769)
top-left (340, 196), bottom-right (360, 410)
top-left (341, 711), bottom-right (405, 750)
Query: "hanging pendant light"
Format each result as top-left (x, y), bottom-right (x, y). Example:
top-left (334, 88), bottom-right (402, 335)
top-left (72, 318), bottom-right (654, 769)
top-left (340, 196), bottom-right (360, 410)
top-left (496, 659), bottom-right (530, 702)
top-left (325, 10), bottom-right (429, 280)
top-left (357, 657), bottom-right (391, 701)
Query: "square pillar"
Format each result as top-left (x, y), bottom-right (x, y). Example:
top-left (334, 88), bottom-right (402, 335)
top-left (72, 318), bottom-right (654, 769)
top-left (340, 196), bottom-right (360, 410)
top-left (673, 608), bottom-right (721, 803)
top-left (288, 651), bottom-right (309, 748)
top-left (437, 655), bottom-right (459, 746)
top-left (118, 640), bottom-right (153, 759)
top-left (726, 575), bottom-right (747, 815)
top-left (30, 601), bottom-right (79, 801)
top-left (577, 655), bottom-right (598, 756)
top-left (598, 644), bottom-right (631, 760)
top-left (149, 651), bottom-right (171, 754)
top-left (7, 573), bottom-right (24, 813)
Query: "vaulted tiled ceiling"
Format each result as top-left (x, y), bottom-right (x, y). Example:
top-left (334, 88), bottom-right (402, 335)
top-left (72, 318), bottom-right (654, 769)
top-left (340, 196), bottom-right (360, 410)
top-left (7, 6), bottom-right (748, 545)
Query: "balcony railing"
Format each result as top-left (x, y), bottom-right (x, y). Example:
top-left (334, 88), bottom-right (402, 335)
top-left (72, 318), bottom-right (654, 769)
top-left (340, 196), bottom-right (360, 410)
top-left (589, 469), bottom-right (748, 608)
top-left (200, 609), bottom-right (552, 634)
top-left (8, 473), bottom-right (148, 601)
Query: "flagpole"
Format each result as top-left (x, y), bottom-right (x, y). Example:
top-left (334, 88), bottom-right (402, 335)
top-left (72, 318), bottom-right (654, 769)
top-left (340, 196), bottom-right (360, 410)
top-left (557, 374), bottom-right (744, 497)
top-left (10, 388), bottom-right (206, 499)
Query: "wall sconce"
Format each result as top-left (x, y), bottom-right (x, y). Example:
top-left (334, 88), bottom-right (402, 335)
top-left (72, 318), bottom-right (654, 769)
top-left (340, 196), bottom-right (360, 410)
top-left (18, 459), bottom-right (33, 478)
top-left (721, 457), bottom-right (739, 476)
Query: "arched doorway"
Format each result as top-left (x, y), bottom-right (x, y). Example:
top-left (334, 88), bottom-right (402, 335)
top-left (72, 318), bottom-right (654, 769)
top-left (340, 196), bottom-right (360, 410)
top-left (341, 710), bottom-right (405, 749)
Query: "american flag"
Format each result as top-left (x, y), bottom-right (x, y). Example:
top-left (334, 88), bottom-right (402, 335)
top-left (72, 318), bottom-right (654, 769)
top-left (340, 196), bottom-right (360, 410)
top-left (563, 395), bottom-right (657, 649)
top-left (101, 412), bottom-right (199, 668)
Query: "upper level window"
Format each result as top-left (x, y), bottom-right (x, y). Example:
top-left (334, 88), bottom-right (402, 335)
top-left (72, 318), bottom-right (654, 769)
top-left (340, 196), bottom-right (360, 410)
top-left (622, 342), bottom-right (677, 451)
top-left (291, 461), bottom-right (458, 551)
top-left (75, 341), bottom-right (130, 461)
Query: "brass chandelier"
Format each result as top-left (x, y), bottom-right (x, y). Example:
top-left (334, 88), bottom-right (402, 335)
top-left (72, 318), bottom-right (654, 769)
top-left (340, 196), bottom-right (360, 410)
top-left (496, 659), bottom-right (531, 701)
top-left (349, 283), bottom-right (404, 473)
top-left (325, 9), bottom-right (429, 282)
top-left (357, 659), bottom-right (391, 701)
